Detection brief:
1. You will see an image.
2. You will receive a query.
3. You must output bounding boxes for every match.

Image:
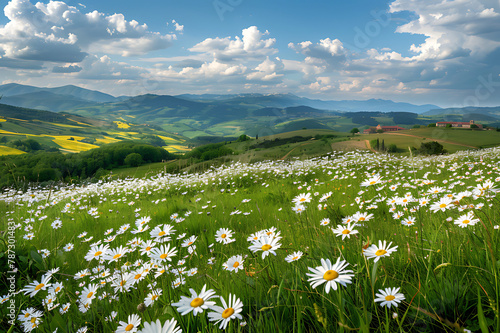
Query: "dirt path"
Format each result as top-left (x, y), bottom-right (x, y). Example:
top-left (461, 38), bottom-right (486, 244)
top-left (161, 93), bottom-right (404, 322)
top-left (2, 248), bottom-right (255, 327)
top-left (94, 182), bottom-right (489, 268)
top-left (280, 142), bottom-right (314, 160)
top-left (364, 140), bottom-right (378, 153)
top-left (384, 132), bottom-right (479, 149)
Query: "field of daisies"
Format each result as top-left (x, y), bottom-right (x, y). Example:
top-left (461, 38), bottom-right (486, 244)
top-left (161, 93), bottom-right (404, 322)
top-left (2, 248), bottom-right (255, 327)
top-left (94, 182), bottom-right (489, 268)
top-left (1, 148), bottom-right (500, 333)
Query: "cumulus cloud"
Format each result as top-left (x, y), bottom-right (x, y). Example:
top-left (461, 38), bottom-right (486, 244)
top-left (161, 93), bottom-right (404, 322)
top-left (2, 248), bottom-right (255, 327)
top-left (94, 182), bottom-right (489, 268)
top-left (189, 26), bottom-right (277, 62)
top-left (246, 57), bottom-right (284, 81)
top-left (52, 64), bottom-right (82, 73)
top-left (0, 0), bottom-right (176, 63)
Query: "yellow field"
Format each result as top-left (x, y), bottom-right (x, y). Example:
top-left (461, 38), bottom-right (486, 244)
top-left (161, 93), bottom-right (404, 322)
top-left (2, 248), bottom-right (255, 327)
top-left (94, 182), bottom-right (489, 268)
top-left (0, 118), bottom-right (6, 122)
top-left (52, 138), bottom-right (99, 152)
top-left (6, 117), bottom-right (28, 122)
top-left (68, 119), bottom-right (92, 126)
top-left (0, 145), bottom-right (26, 156)
top-left (96, 136), bottom-right (121, 144)
top-left (113, 121), bottom-right (130, 129)
top-left (125, 115), bottom-right (136, 118)
top-left (164, 144), bottom-right (191, 153)
top-left (50, 123), bottom-right (85, 129)
top-left (158, 135), bottom-right (181, 142)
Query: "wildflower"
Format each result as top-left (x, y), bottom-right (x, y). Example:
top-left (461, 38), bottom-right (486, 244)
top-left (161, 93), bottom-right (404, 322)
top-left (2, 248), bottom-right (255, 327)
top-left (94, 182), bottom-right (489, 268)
top-left (363, 240), bottom-right (398, 262)
top-left (171, 284), bottom-right (217, 316)
top-left (181, 236), bottom-right (197, 248)
top-left (215, 228), bottom-right (235, 244)
top-left (454, 211), bottom-right (480, 228)
top-left (144, 289), bottom-right (162, 307)
top-left (374, 287), bottom-right (405, 308)
top-left (84, 244), bottom-right (110, 262)
top-left (104, 246), bottom-right (128, 263)
top-left (331, 223), bottom-right (358, 240)
top-left (401, 217), bottom-right (416, 227)
top-left (225, 255), bottom-right (244, 273)
top-left (116, 314), bottom-right (141, 333)
top-left (306, 258), bottom-right (354, 293)
top-left (319, 218), bottom-right (330, 226)
top-left (285, 251), bottom-right (303, 263)
top-left (248, 236), bottom-right (281, 259)
top-left (64, 243), bottom-right (74, 252)
top-left (138, 319), bottom-right (182, 333)
top-left (207, 294), bottom-right (244, 330)
top-left (430, 197), bottom-right (453, 213)
top-left (150, 244), bottom-right (177, 262)
top-left (292, 193), bottom-right (312, 204)
top-left (22, 274), bottom-right (52, 297)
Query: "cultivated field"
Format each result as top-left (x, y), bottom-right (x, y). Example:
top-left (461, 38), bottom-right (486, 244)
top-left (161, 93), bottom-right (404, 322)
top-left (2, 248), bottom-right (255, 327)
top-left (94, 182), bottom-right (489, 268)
top-left (1, 148), bottom-right (499, 332)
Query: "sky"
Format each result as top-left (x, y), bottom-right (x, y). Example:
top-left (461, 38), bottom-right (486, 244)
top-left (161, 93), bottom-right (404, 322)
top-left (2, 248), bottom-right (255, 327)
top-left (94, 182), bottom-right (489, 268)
top-left (0, 0), bottom-right (499, 107)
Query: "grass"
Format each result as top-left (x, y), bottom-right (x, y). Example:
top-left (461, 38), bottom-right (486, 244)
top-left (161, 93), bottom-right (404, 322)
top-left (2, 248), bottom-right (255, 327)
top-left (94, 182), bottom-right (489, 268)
top-left (2, 147), bottom-right (499, 332)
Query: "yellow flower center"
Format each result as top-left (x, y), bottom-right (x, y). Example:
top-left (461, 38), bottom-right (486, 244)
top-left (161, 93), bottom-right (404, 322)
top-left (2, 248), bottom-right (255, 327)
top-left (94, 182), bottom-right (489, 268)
top-left (292, 256), bottom-right (298, 260)
top-left (134, 274), bottom-right (142, 280)
top-left (188, 241), bottom-right (193, 245)
top-left (31, 317), bottom-right (37, 323)
top-left (190, 297), bottom-right (204, 307)
top-left (300, 198), bottom-right (306, 202)
top-left (233, 261), bottom-right (240, 268)
top-left (385, 295), bottom-right (396, 301)
top-left (113, 254), bottom-right (122, 260)
top-left (439, 203), bottom-right (447, 208)
top-left (342, 229), bottom-right (350, 234)
top-left (152, 295), bottom-right (158, 300)
top-left (125, 324), bottom-right (135, 331)
top-left (221, 234), bottom-right (227, 238)
top-left (120, 280), bottom-right (126, 286)
top-left (222, 307), bottom-right (235, 319)
top-left (369, 181), bottom-right (376, 185)
top-left (35, 283), bottom-right (44, 291)
top-left (375, 249), bottom-right (387, 256)
top-left (160, 253), bottom-right (168, 259)
top-left (359, 217), bottom-right (365, 221)
top-left (145, 246), bottom-right (151, 251)
top-left (158, 231), bottom-right (166, 236)
top-left (55, 287), bottom-right (60, 292)
top-left (94, 251), bottom-right (102, 256)
top-left (463, 219), bottom-right (470, 224)
top-left (261, 244), bottom-right (272, 251)
top-left (25, 313), bottom-right (30, 318)
top-left (323, 270), bottom-right (339, 281)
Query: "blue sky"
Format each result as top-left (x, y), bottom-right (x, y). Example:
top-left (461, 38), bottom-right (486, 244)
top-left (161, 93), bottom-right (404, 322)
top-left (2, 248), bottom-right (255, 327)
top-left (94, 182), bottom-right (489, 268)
top-left (1, 0), bottom-right (499, 107)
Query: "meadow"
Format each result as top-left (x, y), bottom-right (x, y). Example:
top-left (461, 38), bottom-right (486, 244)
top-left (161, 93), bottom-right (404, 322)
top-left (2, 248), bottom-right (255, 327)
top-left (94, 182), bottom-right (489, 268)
top-left (1, 148), bottom-right (499, 332)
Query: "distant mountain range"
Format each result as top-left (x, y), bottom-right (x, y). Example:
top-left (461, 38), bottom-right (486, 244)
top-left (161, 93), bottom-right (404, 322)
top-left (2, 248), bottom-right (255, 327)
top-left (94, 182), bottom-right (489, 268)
top-left (0, 83), bottom-right (441, 114)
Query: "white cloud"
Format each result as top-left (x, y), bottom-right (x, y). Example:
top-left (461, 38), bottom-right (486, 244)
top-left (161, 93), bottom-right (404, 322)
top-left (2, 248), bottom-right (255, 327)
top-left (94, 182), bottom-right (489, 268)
top-left (172, 20), bottom-right (184, 32)
top-left (189, 26), bottom-right (277, 62)
top-left (0, 0), bottom-right (176, 63)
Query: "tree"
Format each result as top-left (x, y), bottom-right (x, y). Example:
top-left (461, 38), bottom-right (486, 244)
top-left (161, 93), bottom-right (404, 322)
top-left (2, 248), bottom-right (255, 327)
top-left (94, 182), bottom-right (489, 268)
top-left (381, 139), bottom-right (385, 151)
top-left (470, 124), bottom-right (479, 129)
top-left (419, 141), bottom-right (446, 155)
top-left (428, 123), bottom-right (436, 127)
top-left (350, 128), bottom-right (359, 136)
top-left (446, 124), bottom-right (452, 128)
top-left (387, 144), bottom-right (398, 153)
top-left (376, 138), bottom-right (380, 150)
top-left (376, 129), bottom-right (384, 134)
top-left (124, 153), bottom-right (143, 167)
top-left (255, 134), bottom-right (259, 140)
top-left (237, 134), bottom-right (249, 142)
top-left (412, 125), bottom-right (421, 129)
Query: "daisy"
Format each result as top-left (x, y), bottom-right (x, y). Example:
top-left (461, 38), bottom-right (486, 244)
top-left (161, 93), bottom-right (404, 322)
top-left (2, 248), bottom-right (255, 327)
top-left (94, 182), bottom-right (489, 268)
top-left (171, 277), bottom-right (185, 289)
top-left (374, 287), bottom-right (405, 308)
top-left (150, 224), bottom-right (175, 243)
top-left (144, 289), bottom-right (162, 307)
top-left (225, 255), bottom-right (244, 273)
top-left (319, 218), bottom-right (330, 226)
top-left (51, 219), bottom-right (62, 229)
top-left (361, 175), bottom-right (382, 187)
top-left (319, 192), bottom-right (332, 203)
top-left (207, 294), bottom-right (244, 330)
top-left (63, 243), bottom-right (74, 252)
top-left (353, 212), bottom-right (373, 223)
top-left (150, 244), bottom-right (177, 262)
top-left (285, 251), bottom-right (303, 263)
top-left (401, 217), bottom-right (416, 227)
top-left (363, 240), bottom-right (398, 262)
top-left (248, 236), bottom-right (281, 259)
top-left (430, 197), bottom-right (453, 213)
top-left (292, 204), bottom-right (306, 214)
top-left (104, 246), bottom-right (128, 263)
top-left (22, 274), bottom-right (52, 297)
top-left (171, 284), bottom-right (217, 316)
top-left (454, 211), bottom-right (480, 228)
top-left (59, 302), bottom-right (71, 315)
top-left (116, 314), bottom-right (141, 333)
top-left (331, 223), bottom-right (358, 240)
top-left (306, 258), bottom-right (354, 293)
top-left (138, 319), bottom-right (182, 333)
top-left (79, 283), bottom-right (98, 305)
top-left (292, 193), bottom-right (312, 204)
top-left (181, 236), bottom-right (197, 248)
top-left (111, 272), bottom-right (134, 293)
top-left (84, 244), bottom-right (110, 262)
top-left (139, 240), bottom-right (156, 256)
top-left (215, 228), bottom-right (235, 244)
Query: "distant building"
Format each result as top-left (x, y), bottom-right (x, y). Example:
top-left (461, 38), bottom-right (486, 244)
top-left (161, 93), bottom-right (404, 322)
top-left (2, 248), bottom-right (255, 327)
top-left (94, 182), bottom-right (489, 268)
top-left (363, 124), bottom-right (406, 134)
top-left (436, 120), bottom-right (483, 129)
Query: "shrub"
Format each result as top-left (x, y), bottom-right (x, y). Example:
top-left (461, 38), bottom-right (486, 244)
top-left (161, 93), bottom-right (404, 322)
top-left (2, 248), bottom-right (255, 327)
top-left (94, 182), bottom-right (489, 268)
top-left (124, 153), bottom-right (143, 167)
